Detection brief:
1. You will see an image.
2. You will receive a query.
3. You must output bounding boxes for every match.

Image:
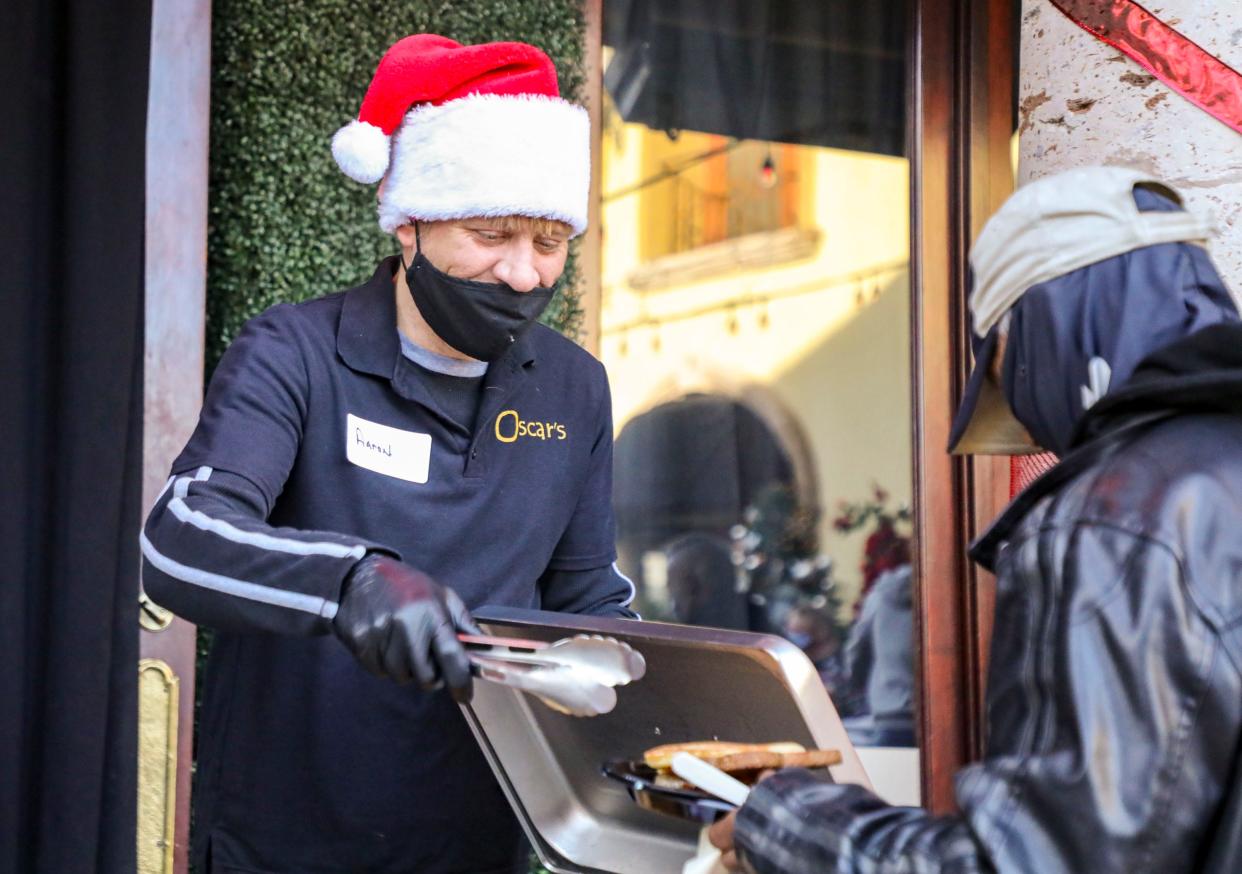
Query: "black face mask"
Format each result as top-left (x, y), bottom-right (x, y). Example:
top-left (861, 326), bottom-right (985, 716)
top-left (999, 188), bottom-right (1239, 456)
top-left (404, 225), bottom-right (556, 362)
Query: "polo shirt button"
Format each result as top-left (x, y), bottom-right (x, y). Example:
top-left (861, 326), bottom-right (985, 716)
top-left (471, 449), bottom-right (478, 459)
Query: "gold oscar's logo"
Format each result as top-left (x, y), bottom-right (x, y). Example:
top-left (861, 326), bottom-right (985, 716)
top-left (495, 409), bottom-right (568, 443)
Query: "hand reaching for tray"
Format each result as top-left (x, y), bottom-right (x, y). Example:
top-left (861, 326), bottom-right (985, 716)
top-left (707, 770), bottom-right (775, 872)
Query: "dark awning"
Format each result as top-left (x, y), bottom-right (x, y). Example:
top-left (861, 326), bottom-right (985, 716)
top-left (604, 0), bottom-right (906, 156)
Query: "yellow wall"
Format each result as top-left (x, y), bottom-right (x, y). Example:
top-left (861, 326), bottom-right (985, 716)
top-left (601, 128), bottom-right (912, 609)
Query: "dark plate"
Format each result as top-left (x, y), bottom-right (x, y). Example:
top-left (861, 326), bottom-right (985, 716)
top-left (600, 759), bottom-right (737, 824)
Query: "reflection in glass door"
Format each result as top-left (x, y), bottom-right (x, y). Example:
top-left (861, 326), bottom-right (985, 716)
top-left (600, 0), bottom-right (915, 764)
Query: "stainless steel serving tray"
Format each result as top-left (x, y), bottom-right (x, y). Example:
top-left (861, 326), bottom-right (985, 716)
top-left (465, 607), bottom-right (871, 874)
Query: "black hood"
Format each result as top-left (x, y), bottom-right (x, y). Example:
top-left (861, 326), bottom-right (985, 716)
top-left (994, 186), bottom-right (1238, 456)
top-left (1072, 321), bottom-right (1242, 443)
top-left (972, 322), bottom-right (1242, 571)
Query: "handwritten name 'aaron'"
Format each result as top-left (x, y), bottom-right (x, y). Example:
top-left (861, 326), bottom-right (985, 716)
top-left (355, 428), bottom-right (392, 457)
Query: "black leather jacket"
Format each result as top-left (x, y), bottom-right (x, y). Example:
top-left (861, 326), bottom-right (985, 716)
top-left (734, 323), bottom-right (1242, 873)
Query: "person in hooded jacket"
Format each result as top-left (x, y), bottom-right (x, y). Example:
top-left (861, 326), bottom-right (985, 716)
top-left (707, 165), bottom-right (1242, 873)
top-left (139, 36), bottom-right (636, 874)
top-left (841, 564), bottom-right (914, 747)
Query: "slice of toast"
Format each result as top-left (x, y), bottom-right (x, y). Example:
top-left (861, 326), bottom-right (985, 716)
top-left (710, 749), bottom-right (844, 779)
top-left (642, 740), bottom-right (805, 771)
top-left (709, 748), bottom-right (842, 773)
top-left (641, 741), bottom-right (841, 785)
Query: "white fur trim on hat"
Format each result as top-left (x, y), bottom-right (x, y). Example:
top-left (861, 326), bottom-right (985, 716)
top-left (332, 119), bottom-right (392, 184)
top-left (377, 93), bottom-right (590, 236)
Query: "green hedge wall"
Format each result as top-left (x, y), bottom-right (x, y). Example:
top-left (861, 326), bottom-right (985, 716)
top-left (207, 0), bottom-right (588, 371)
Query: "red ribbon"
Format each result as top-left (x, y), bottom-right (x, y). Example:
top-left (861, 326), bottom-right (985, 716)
top-left (1049, 0), bottom-right (1242, 134)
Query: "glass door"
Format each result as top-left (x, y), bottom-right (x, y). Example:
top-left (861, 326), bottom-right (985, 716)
top-left (598, 0), bottom-right (919, 802)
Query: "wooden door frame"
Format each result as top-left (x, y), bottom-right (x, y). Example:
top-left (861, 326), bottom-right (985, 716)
top-left (911, 0), bottom-right (1017, 810)
top-left (142, 0), bottom-right (211, 870)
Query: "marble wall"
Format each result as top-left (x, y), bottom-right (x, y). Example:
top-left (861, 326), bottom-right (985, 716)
top-left (1019, 0), bottom-right (1242, 301)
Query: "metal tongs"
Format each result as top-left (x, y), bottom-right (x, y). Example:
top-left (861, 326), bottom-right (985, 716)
top-left (460, 632), bottom-right (646, 717)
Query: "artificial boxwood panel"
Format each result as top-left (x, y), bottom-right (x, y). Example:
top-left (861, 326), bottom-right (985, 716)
top-left (207, 0), bottom-right (587, 371)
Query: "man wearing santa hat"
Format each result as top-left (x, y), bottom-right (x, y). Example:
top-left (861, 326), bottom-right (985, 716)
top-left (141, 34), bottom-right (635, 873)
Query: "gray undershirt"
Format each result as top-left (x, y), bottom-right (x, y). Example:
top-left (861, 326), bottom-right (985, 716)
top-left (398, 331), bottom-right (488, 433)
top-left (398, 332), bottom-right (489, 378)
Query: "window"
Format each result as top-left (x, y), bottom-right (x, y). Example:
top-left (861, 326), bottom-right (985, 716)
top-left (601, 0), bottom-right (917, 770)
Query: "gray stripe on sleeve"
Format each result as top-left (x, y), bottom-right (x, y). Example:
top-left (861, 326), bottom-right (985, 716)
top-left (167, 468), bottom-right (366, 560)
top-left (140, 531), bottom-right (339, 619)
top-left (613, 561), bottom-right (637, 609)
top-left (168, 496), bottom-right (365, 560)
top-left (172, 465), bottom-right (213, 500)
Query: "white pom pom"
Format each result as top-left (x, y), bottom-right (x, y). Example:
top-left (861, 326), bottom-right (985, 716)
top-left (331, 120), bottom-right (391, 183)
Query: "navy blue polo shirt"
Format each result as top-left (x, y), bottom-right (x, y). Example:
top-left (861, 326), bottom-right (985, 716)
top-left (150, 258), bottom-right (633, 873)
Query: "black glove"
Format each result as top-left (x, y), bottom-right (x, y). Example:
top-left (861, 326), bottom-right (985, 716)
top-left (333, 554), bottom-right (479, 701)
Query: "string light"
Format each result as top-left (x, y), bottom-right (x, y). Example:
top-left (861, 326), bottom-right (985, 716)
top-left (759, 150), bottom-right (777, 189)
top-left (599, 260), bottom-right (908, 339)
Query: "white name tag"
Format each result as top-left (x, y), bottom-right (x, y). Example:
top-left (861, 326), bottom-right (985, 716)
top-left (345, 413), bottom-right (431, 484)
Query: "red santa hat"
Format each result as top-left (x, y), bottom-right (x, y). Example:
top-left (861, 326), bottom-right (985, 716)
top-left (332, 34), bottom-right (590, 236)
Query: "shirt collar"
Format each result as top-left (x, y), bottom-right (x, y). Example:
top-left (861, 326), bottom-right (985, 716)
top-left (337, 256), bottom-right (538, 381)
